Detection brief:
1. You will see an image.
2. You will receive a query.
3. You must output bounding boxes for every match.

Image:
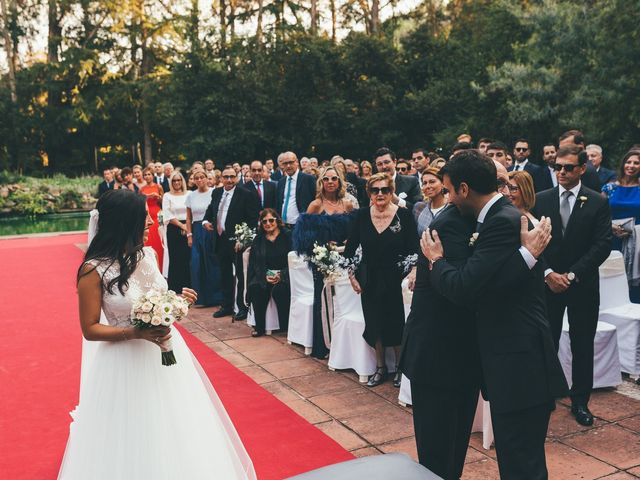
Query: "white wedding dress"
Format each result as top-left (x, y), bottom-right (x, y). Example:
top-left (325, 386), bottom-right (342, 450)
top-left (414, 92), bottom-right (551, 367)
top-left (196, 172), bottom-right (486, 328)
top-left (58, 247), bottom-right (256, 480)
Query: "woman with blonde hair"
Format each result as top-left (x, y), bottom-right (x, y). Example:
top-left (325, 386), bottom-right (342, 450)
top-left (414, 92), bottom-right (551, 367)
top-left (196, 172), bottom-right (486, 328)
top-left (307, 166), bottom-right (355, 215)
top-left (163, 171), bottom-right (191, 291)
top-left (360, 160), bottom-right (373, 180)
top-left (507, 170), bottom-right (538, 225)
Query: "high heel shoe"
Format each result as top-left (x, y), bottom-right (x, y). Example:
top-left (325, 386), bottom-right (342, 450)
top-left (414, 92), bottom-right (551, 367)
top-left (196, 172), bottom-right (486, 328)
top-left (393, 366), bottom-right (402, 388)
top-left (367, 366), bottom-right (387, 387)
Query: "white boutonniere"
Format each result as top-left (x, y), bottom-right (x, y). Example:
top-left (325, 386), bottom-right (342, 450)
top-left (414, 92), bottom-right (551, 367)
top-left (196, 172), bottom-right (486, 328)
top-left (579, 196), bottom-right (588, 208)
top-left (469, 232), bottom-right (479, 247)
top-left (398, 192), bottom-right (408, 200)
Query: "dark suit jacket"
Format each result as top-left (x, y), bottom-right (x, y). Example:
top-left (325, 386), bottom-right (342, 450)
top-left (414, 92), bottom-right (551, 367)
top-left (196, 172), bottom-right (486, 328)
top-left (400, 205), bottom-right (482, 391)
top-left (203, 186), bottom-right (260, 252)
top-left (533, 185), bottom-right (612, 290)
top-left (582, 164), bottom-right (602, 192)
top-left (98, 180), bottom-right (114, 197)
top-left (536, 166), bottom-right (556, 192)
top-left (346, 172), bottom-right (368, 207)
top-left (243, 180), bottom-right (277, 210)
top-left (270, 169), bottom-right (283, 182)
top-left (394, 174), bottom-right (423, 211)
top-left (155, 176), bottom-right (170, 193)
top-left (597, 167), bottom-right (616, 185)
top-left (430, 196), bottom-right (568, 414)
top-left (276, 170), bottom-right (317, 220)
top-left (510, 161), bottom-right (544, 192)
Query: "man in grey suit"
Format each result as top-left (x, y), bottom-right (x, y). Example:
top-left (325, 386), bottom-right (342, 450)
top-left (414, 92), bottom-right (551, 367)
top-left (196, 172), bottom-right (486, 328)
top-left (374, 147), bottom-right (422, 211)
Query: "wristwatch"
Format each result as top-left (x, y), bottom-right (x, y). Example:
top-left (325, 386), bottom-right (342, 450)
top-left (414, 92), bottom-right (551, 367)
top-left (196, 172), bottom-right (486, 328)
top-left (567, 272), bottom-right (575, 282)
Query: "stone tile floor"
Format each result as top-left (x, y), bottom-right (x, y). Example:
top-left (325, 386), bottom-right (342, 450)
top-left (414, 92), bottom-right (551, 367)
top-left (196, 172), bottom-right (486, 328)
top-left (183, 307), bottom-right (640, 479)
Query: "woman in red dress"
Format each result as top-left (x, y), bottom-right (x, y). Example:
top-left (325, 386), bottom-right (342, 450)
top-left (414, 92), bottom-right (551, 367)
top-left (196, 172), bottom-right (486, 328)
top-left (140, 166), bottom-right (164, 270)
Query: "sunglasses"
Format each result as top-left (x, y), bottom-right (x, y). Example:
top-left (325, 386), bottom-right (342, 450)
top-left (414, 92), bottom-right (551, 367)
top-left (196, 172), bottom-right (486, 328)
top-left (515, 147), bottom-right (529, 152)
top-left (171, 179), bottom-right (182, 183)
top-left (370, 186), bottom-right (392, 195)
top-left (261, 218), bottom-right (276, 224)
top-left (222, 175), bottom-right (236, 179)
top-left (553, 163), bottom-right (580, 172)
top-left (397, 167), bottom-right (408, 172)
top-left (322, 176), bottom-right (339, 182)
top-left (507, 184), bottom-right (520, 192)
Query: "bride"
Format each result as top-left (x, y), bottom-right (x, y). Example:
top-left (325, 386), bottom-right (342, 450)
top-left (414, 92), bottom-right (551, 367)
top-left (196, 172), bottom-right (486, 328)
top-left (58, 189), bottom-right (256, 480)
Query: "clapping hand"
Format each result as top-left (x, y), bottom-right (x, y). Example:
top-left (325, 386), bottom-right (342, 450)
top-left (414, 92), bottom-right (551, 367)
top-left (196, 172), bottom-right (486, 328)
top-left (421, 228), bottom-right (444, 265)
top-left (520, 216), bottom-right (552, 258)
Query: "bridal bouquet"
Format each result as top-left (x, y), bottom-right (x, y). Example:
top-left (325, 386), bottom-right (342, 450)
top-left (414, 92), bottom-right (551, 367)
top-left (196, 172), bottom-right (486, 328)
top-left (308, 242), bottom-right (345, 281)
top-left (130, 289), bottom-right (190, 366)
top-left (232, 222), bottom-right (257, 250)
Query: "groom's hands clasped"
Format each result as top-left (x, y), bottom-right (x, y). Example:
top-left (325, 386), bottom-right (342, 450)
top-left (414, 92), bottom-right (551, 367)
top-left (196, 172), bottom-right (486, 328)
top-left (520, 216), bottom-right (552, 259)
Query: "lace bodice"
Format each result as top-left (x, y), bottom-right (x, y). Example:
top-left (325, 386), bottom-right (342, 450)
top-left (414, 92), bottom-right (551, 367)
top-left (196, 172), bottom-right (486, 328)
top-left (87, 247), bottom-right (167, 327)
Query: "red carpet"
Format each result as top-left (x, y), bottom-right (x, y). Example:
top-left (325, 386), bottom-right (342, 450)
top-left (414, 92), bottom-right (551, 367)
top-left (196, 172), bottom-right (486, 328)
top-left (0, 233), bottom-right (352, 480)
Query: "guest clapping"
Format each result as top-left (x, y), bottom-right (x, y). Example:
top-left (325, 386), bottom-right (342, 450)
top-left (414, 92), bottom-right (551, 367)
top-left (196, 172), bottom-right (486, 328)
top-left (163, 171), bottom-right (191, 292)
top-left (507, 171), bottom-right (538, 225)
top-left (345, 173), bottom-right (419, 387)
top-left (247, 209), bottom-right (292, 337)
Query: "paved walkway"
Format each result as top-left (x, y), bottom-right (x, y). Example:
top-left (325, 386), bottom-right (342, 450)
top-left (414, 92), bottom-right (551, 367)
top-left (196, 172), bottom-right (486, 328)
top-left (182, 307), bottom-right (640, 479)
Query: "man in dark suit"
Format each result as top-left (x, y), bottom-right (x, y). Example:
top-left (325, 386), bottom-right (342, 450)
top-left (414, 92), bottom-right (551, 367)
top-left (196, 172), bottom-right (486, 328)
top-left (98, 168), bottom-right (115, 196)
top-left (509, 138), bottom-right (544, 192)
top-left (243, 160), bottom-right (277, 210)
top-left (558, 130), bottom-right (602, 192)
top-left (275, 151), bottom-right (317, 228)
top-left (400, 203), bottom-right (482, 479)
top-left (422, 150), bottom-right (568, 480)
top-left (534, 144), bottom-right (612, 427)
top-left (586, 144), bottom-right (617, 185)
top-left (536, 143), bottom-right (559, 192)
top-left (203, 166), bottom-right (260, 321)
top-left (374, 147), bottom-right (422, 211)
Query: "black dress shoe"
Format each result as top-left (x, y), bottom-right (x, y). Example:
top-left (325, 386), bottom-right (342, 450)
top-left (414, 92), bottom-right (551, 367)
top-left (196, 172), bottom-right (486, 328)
top-left (213, 308), bottom-right (233, 318)
top-left (233, 310), bottom-right (248, 321)
top-left (251, 330), bottom-right (264, 337)
top-left (571, 404), bottom-right (594, 426)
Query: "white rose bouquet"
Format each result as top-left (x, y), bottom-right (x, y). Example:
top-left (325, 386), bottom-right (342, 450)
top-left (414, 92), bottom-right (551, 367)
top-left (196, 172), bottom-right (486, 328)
top-left (308, 242), bottom-right (345, 281)
top-left (130, 289), bottom-right (190, 366)
top-left (232, 222), bottom-right (257, 250)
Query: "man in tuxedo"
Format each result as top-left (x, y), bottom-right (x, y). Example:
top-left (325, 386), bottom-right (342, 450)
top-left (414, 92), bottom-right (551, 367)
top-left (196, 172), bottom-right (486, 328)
top-left (276, 151), bottom-right (317, 228)
top-left (534, 144), bottom-right (612, 426)
top-left (422, 150), bottom-right (568, 480)
top-left (243, 160), bottom-right (277, 210)
top-left (374, 147), bottom-right (422, 211)
top-left (98, 168), bottom-right (115, 196)
top-left (536, 143), bottom-right (559, 192)
top-left (586, 144), bottom-right (617, 185)
top-left (510, 138), bottom-right (543, 191)
top-left (203, 166), bottom-right (260, 321)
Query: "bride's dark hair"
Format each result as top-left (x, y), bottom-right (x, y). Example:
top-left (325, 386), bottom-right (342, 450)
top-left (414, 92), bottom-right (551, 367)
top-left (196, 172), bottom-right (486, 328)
top-left (78, 189), bottom-right (148, 294)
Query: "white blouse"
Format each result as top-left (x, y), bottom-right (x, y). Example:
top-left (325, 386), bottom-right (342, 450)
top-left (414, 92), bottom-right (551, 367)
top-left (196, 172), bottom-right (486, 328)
top-left (185, 188), bottom-right (213, 222)
top-left (162, 193), bottom-right (188, 222)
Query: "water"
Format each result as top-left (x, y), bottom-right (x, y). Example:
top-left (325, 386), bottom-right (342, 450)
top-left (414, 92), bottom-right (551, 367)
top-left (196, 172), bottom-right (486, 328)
top-left (0, 212), bottom-right (89, 236)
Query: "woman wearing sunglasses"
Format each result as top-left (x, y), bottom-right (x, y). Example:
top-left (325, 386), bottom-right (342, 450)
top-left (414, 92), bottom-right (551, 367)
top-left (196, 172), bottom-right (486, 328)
top-left (507, 170), bottom-right (539, 226)
top-left (345, 173), bottom-right (419, 387)
top-left (246, 209), bottom-right (292, 337)
top-left (307, 166), bottom-right (355, 215)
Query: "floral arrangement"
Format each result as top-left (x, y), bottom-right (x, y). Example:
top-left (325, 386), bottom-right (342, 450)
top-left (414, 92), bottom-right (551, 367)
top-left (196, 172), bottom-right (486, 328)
top-left (308, 242), bottom-right (346, 280)
top-left (232, 222), bottom-right (257, 249)
top-left (130, 289), bottom-right (190, 366)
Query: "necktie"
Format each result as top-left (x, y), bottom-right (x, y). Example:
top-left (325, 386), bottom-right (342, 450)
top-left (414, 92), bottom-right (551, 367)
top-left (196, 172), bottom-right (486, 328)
top-left (217, 192), bottom-right (228, 236)
top-left (560, 190), bottom-right (573, 234)
top-left (282, 176), bottom-right (292, 223)
top-left (256, 182), bottom-right (263, 207)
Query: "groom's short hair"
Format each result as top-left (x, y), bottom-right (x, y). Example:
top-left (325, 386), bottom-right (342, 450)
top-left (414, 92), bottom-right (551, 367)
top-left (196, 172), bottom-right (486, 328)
top-left (441, 150), bottom-right (497, 195)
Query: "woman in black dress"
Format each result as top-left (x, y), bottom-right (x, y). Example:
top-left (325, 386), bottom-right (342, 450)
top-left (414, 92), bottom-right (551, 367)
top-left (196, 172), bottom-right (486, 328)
top-left (345, 173), bottom-right (419, 387)
top-left (247, 209), bottom-right (292, 337)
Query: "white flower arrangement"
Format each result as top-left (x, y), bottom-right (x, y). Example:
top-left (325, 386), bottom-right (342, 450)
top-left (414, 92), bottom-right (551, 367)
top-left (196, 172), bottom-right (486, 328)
top-left (469, 232), bottom-right (479, 247)
top-left (308, 242), bottom-right (346, 280)
top-left (232, 222), bottom-right (257, 249)
top-left (579, 195), bottom-right (588, 208)
top-left (131, 289), bottom-right (190, 366)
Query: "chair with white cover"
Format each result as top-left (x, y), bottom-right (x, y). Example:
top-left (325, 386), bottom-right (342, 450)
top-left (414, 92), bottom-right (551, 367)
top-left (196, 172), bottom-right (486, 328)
top-left (598, 250), bottom-right (640, 375)
top-left (558, 318), bottom-right (621, 388)
top-left (327, 272), bottom-right (395, 383)
top-left (243, 248), bottom-right (280, 334)
top-left (287, 252), bottom-right (314, 355)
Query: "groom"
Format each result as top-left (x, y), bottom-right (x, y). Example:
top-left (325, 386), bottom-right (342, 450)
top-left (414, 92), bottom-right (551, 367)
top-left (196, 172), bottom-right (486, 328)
top-left (422, 150), bottom-right (568, 480)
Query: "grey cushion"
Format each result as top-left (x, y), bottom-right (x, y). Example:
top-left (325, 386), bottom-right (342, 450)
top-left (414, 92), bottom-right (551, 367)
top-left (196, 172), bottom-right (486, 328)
top-left (286, 453), bottom-right (442, 480)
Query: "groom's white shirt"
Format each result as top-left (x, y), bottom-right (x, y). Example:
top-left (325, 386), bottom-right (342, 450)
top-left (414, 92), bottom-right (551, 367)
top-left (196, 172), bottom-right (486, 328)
top-left (476, 193), bottom-right (537, 270)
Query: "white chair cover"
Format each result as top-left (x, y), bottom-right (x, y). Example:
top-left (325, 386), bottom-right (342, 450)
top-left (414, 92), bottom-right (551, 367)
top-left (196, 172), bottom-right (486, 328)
top-left (247, 299), bottom-right (280, 332)
top-left (599, 251), bottom-right (640, 375)
top-left (287, 252), bottom-right (314, 349)
top-left (471, 396), bottom-right (494, 450)
top-left (559, 319), bottom-right (622, 388)
top-left (398, 278), bottom-right (414, 405)
top-left (87, 209), bottom-right (99, 245)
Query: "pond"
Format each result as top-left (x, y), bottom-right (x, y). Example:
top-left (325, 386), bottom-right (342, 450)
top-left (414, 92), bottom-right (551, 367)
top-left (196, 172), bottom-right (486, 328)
top-left (0, 212), bottom-right (89, 237)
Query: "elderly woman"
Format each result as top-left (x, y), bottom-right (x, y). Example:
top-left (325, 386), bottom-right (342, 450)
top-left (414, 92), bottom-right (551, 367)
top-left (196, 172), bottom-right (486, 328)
top-left (413, 166), bottom-right (448, 236)
top-left (507, 170), bottom-right (538, 225)
top-left (345, 173), bottom-right (419, 387)
top-left (247, 209), bottom-right (292, 337)
top-left (163, 171), bottom-right (191, 291)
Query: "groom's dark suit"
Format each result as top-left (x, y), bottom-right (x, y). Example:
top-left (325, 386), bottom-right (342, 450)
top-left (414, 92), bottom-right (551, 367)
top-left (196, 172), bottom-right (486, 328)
top-left (430, 196), bottom-right (568, 480)
top-left (400, 205), bottom-right (481, 479)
